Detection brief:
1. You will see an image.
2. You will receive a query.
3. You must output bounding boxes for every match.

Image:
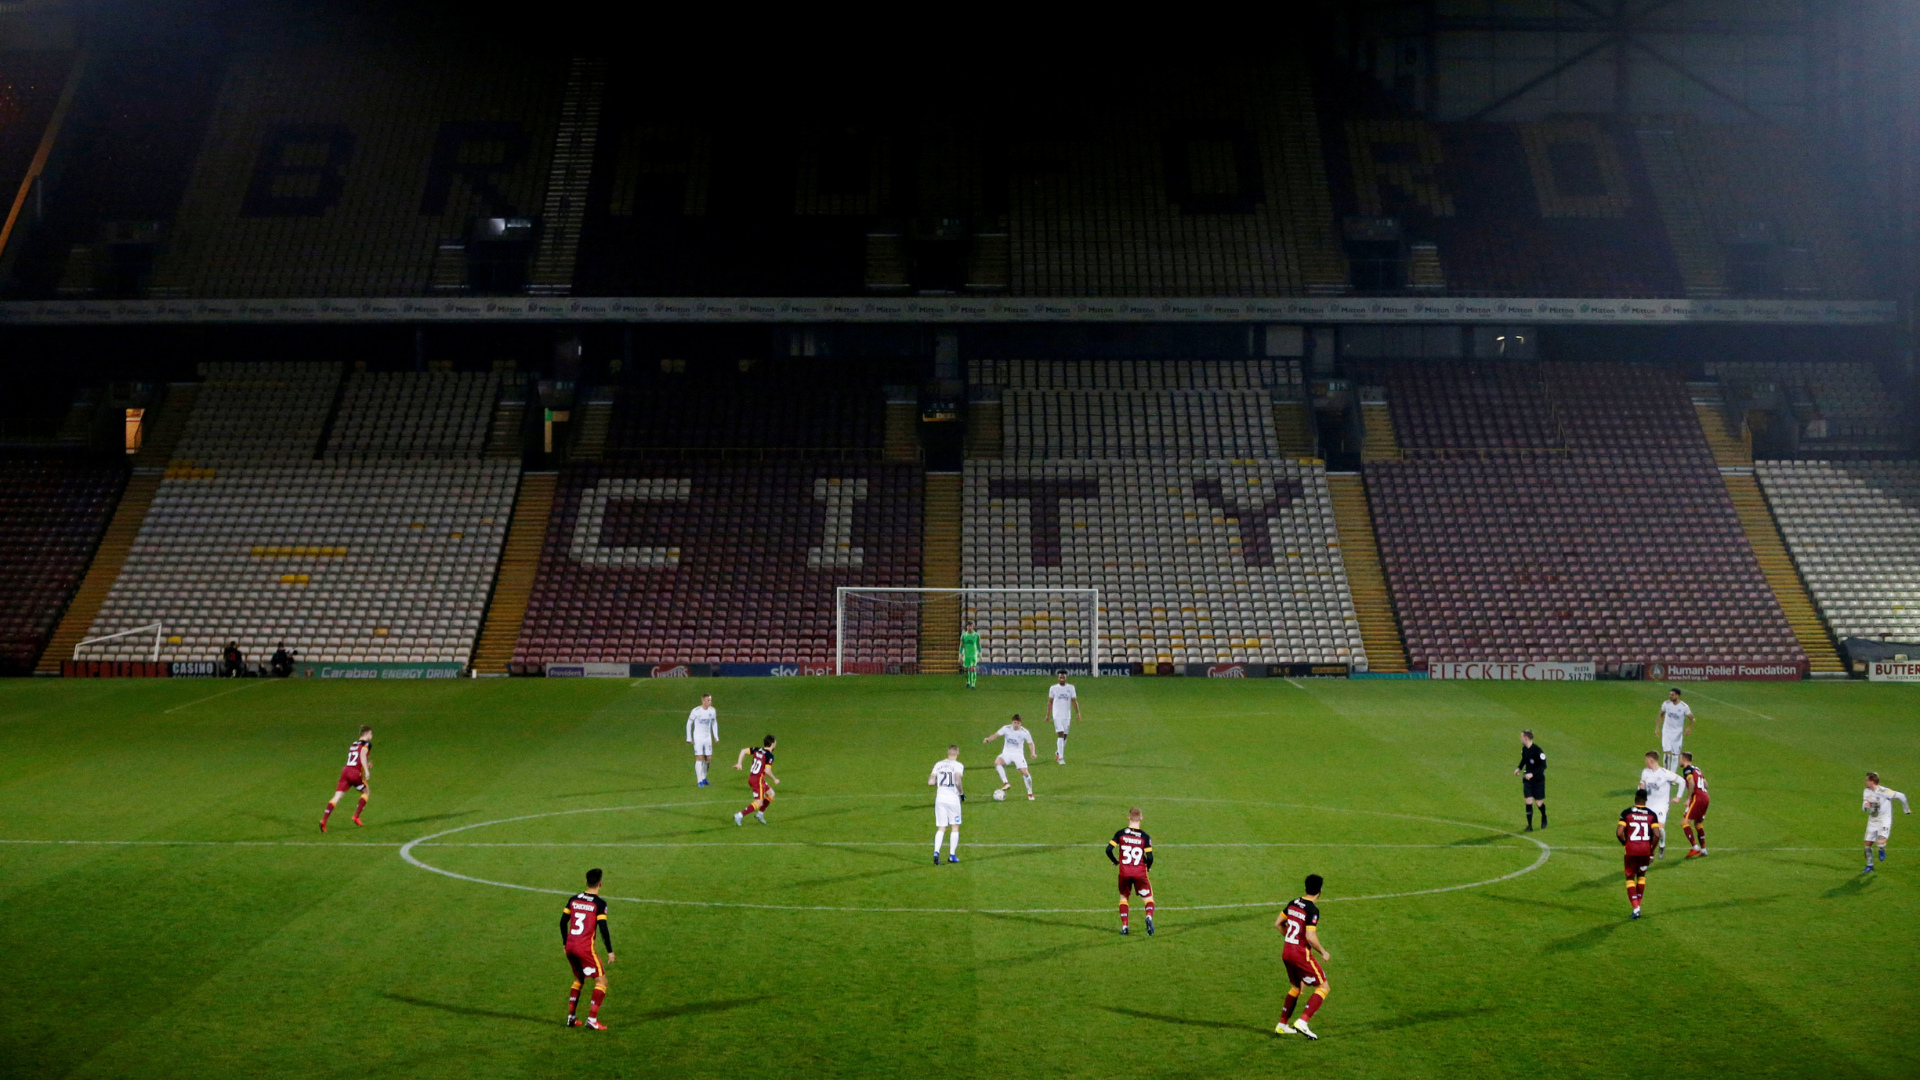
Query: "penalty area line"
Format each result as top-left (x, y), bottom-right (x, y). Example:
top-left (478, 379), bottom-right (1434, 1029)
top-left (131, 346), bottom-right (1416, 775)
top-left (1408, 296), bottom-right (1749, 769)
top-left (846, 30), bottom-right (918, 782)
top-left (163, 681), bottom-right (262, 714)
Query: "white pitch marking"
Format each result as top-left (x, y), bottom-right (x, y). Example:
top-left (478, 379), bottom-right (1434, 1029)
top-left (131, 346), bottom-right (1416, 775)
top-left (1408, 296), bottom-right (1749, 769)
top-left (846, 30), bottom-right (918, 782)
top-left (1286, 678), bottom-right (1306, 689)
top-left (396, 797), bottom-right (1555, 914)
top-left (162, 681), bottom-right (262, 714)
top-left (1690, 690), bottom-right (1776, 721)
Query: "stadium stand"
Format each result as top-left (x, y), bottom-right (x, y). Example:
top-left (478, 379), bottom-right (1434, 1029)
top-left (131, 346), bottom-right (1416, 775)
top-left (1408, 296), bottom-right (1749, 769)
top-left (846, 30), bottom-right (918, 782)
top-left (325, 370), bottom-right (501, 460)
top-left (963, 460), bottom-right (1362, 667)
top-left (1365, 362), bottom-right (1807, 669)
top-left (1706, 360), bottom-right (1907, 456)
top-left (1756, 461), bottom-right (1920, 644)
top-left (1359, 361), bottom-right (1563, 451)
top-left (0, 453), bottom-right (126, 675)
top-left (172, 361), bottom-right (342, 464)
top-left (1001, 389), bottom-right (1281, 461)
top-left (81, 461), bottom-right (518, 665)
top-left (611, 360), bottom-right (887, 452)
top-left (513, 462), bottom-right (922, 669)
top-left (1328, 116), bottom-right (1685, 297)
top-left (1005, 64), bottom-right (1348, 296)
top-left (1639, 119), bottom-right (1872, 299)
top-left (147, 47), bottom-right (566, 297)
top-left (962, 359), bottom-right (1366, 668)
top-left (68, 362), bottom-right (520, 668)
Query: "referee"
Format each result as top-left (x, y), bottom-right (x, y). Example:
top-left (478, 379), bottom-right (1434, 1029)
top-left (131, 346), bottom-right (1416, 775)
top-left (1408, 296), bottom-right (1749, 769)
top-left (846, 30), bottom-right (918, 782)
top-left (1515, 729), bottom-right (1547, 831)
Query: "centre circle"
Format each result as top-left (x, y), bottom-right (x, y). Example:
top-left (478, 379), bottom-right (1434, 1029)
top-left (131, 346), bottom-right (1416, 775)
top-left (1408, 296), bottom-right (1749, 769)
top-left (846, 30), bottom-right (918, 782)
top-left (399, 796), bottom-right (1551, 913)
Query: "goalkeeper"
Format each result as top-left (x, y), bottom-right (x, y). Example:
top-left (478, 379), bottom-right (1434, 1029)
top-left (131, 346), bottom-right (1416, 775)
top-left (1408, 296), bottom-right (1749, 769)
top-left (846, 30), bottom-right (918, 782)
top-left (959, 621), bottom-right (981, 689)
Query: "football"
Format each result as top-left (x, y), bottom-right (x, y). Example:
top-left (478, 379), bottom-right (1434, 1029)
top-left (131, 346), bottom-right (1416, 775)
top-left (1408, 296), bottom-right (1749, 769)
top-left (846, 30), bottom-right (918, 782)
top-left (992, 789), bottom-right (1007, 801)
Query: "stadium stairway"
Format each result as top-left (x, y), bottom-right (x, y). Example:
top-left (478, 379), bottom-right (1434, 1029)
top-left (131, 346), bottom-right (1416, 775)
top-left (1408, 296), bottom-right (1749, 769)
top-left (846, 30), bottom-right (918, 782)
top-left (133, 383), bottom-right (198, 467)
top-left (36, 472), bottom-right (163, 673)
top-left (485, 394), bottom-right (524, 459)
top-left (1272, 401), bottom-right (1318, 458)
top-left (1692, 385), bottom-right (1752, 468)
top-left (965, 401), bottom-right (1002, 458)
top-left (571, 393), bottom-right (613, 462)
top-left (1723, 474), bottom-right (1845, 675)
top-left (1360, 400), bottom-right (1402, 462)
top-left (918, 472), bottom-right (962, 674)
top-left (883, 399), bottom-right (919, 462)
top-left (1326, 473), bottom-right (1407, 673)
top-left (471, 472), bottom-right (556, 674)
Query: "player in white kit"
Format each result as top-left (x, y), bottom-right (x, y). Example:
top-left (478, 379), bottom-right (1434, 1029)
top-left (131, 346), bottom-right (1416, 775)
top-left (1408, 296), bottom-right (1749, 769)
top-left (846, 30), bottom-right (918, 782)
top-left (930, 745), bottom-right (966, 864)
top-left (1862, 772), bottom-right (1911, 873)
top-left (1048, 671), bottom-right (1081, 765)
top-left (1638, 751), bottom-right (1684, 857)
top-left (983, 714), bottom-right (1037, 800)
top-left (686, 694), bottom-right (719, 787)
top-left (1657, 688), bottom-right (1693, 770)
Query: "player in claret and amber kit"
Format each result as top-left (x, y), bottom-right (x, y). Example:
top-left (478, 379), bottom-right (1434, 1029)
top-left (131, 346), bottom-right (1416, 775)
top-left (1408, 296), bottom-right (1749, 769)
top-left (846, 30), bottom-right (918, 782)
top-left (1106, 807), bottom-right (1154, 935)
top-left (561, 868), bottom-right (615, 1029)
top-left (1679, 752), bottom-right (1710, 857)
top-left (1274, 874), bottom-right (1332, 1039)
top-left (733, 735), bottom-right (778, 826)
top-left (320, 726), bottom-right (372, 833)
top-left (1618, 789), bottom-right (1662, 919)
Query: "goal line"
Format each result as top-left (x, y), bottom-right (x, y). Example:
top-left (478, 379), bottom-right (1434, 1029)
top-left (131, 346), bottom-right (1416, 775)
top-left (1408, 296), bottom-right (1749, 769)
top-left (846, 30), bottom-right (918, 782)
top-left (834, 587), bottom-right (1101, 677)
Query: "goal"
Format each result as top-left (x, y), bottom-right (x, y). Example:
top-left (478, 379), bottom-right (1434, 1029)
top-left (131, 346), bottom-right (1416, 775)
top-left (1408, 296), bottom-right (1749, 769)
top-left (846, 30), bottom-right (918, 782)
top-left (72, 622), bottom-right (166, 662)
top-left (834, 587), bottom-right (1101, 677)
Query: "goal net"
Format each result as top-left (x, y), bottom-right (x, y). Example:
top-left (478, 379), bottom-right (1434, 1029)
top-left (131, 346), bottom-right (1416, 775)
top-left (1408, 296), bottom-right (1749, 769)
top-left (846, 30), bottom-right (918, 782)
top-left (835, 587), bottom-right (1102, 676)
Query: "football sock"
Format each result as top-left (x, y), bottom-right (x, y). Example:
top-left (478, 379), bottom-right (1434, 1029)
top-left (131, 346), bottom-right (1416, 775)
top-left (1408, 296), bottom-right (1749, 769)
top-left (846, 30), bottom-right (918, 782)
top-left (1694, 826), bottom-right (1704, 848)
top-left (1538, 805), bottom-right (1546, 827)
top-left (1281, 989), bottom-right (1300, 1022)
top-left (1301, 990), bottom-right (1326, 1021)
top-left (933, 828), bottom-right (944, 852)
top-left (1118, 899), bottom-right (1129, 930)
top-left (589, 987), bottom-right (605, 1020)
top-left (1144, 898), bottom-right (1154, 921)
top-left (321, 803), bottom-right (334, 823)
top-left (967, 671), bottom-right (976, 688)
top-left (1525, 804), bottom-right (1533, 827)
top-left (1023, 774), bottom-right (1033, 795)
top-left (569, 981), bottom-right (582, 1017)
top-left (996, 763), bottom-right (1009, 785)
top-left (355, 796), bottom-right (367, 816)
top-left (948, 828), bottom-right (960, 855)
top-left (695, 760), bottom-right (707, 783)
top-left (1057, 736), bottom-right (1066, 760)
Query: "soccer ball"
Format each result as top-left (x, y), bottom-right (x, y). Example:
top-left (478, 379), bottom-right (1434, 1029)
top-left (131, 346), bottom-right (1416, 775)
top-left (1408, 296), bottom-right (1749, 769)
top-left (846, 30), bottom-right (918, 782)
top-left (992, 789), bottom-right (1007, 802)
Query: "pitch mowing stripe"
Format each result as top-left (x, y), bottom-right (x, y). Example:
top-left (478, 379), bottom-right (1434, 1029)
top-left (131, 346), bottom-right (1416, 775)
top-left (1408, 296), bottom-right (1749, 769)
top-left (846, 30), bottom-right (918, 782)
top-left (394, 796), bottom-right (1557, 913)
top-left (0, 839), bottom-right (1847, 852)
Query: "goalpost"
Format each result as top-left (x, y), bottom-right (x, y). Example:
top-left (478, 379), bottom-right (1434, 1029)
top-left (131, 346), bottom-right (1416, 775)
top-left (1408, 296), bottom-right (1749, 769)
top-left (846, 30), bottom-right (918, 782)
top-left (834, 587), bottom-right (1101, 677)
top-left (72, 622), bottom-right (165, 662)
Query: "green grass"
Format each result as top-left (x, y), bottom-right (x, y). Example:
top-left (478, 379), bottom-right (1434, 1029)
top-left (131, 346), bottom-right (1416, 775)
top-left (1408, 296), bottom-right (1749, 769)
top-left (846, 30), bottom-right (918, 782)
top-left (1, 675), bottom-right (1915, 1079)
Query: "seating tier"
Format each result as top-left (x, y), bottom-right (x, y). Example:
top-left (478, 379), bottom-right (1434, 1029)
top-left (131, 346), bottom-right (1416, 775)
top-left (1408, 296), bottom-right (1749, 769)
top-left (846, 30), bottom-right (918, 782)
top-left (1756, 461), bottom-right (1920, 643)
top-left (962, 461), bottom-right (1363, 667)
top-left (325, 371), bottom-right (501, 460)
top-left (81, 461), bottom-right (519, 665)
top-left (0, 453), bottom-right (126, 674)
top-left (514, 463), bottom-right (922, 666)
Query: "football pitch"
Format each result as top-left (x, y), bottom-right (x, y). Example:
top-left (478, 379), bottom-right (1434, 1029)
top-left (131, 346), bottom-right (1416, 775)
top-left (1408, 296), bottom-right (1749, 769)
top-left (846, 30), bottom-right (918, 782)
top-left (2, 676), bottom-right (1915, 1080)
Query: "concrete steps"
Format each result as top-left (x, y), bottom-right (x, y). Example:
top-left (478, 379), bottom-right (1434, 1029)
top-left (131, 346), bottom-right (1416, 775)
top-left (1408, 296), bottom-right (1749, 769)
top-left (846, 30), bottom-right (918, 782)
top-left (1271, 401), bottom-right (1318, 459)
top-left (1694, 400), bottom-right (1752, 468)
top-left (471, 472), bottom-right (555, 674)
top-left (917, 473), bottom-right (962, 674)
top-left (883, 401), bottom-right (919, 462)
top-left (965, 401), bottom-right (1002, 459)
top-left (484, 398), bottom-right (525, 459)
top-left (1723, 474), bottom-right (1844, 674)
top-left (1326, 473), bottom-right (1407, 673)
top-left (1360, 402), bottom-right (1401, 462)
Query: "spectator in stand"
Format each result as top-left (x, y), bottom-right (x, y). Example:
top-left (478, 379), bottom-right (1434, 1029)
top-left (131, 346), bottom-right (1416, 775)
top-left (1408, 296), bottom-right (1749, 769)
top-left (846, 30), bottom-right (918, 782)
top-left (223, 641), bottom-right (244, 678)
top-left (271, 644), bottom-right (295, 678)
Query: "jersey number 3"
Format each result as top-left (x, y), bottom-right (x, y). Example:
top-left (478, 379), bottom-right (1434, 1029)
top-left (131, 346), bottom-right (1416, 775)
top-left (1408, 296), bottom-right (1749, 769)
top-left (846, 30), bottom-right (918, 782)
top-left (570, 911), bottom-right (588, 937)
